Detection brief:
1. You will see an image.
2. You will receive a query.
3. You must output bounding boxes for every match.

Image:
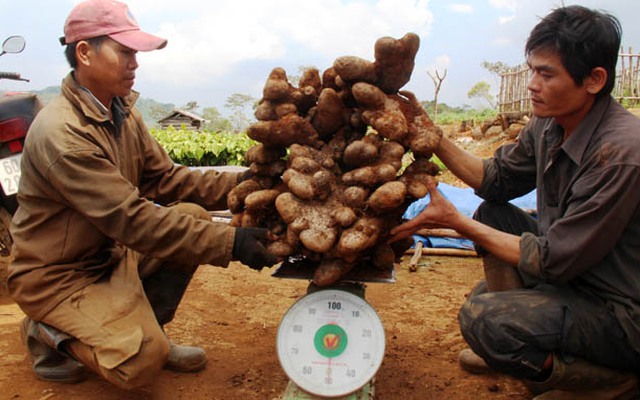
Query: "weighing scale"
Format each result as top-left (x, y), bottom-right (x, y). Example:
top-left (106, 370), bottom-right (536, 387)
top-left (273, 256), bottom-right (395, 399)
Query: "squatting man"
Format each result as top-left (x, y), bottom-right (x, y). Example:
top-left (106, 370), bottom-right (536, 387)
top-left (8, 0), bottom-right (278, 389)
top-left (392, 4), bottom-right (640, 400)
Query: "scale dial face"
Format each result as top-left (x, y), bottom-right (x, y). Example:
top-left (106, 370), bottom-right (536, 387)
top-left (276, 289), bottom-right (385, 398)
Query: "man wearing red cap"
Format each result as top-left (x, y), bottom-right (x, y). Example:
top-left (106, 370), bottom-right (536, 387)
top-left (7, 0), bottom-right (278, 390)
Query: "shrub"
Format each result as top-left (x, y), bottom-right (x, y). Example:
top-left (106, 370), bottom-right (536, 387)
top-left (150, 126), bottom-right (256, 166)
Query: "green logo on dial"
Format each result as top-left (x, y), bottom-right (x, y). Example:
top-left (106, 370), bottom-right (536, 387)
top-left (314, 324), bottom-right (348, 358)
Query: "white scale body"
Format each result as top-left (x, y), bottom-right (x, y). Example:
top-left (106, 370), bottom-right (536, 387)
top-left (276, 287), bottom-right (386, 398)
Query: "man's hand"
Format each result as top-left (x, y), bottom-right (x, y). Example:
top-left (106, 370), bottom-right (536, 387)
top-left (232, 227), bottom-right (278, 270)
top-left (389, 179), bottom-right (462, 243)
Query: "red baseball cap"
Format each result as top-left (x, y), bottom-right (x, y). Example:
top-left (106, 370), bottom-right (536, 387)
top-left (61, 0), bottom-right (167, 51)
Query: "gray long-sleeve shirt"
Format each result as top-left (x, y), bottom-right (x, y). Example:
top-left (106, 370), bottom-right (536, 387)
top-left (476, 96), bottom-right (640, 351)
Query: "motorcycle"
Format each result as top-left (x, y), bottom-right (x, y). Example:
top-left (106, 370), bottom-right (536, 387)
top-left (0, 35), bottom-right (41, 256)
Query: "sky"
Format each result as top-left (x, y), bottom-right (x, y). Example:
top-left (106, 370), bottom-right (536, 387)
top-left (1, 0), bottom-right (639, 115)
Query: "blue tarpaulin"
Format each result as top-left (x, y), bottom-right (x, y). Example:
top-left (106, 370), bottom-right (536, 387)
top-left (403, 183), bottom-right (537, 250)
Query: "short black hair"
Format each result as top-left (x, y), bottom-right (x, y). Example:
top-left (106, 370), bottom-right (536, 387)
top-left (64, 36), bottom-right (107, 69)
top-left (525, 5), bottom-right (622, 98)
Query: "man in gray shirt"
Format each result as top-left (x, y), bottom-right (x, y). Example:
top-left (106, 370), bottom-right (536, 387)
top-left (392, 5), bottom-right (640, 399)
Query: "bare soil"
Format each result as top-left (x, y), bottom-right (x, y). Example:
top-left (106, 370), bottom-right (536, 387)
top-left (0, 127), bottom-right (533, 399)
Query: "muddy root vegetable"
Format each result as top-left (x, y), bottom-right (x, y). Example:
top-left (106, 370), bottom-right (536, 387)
top-left (367, 181), bottom-right (407, 213)
top-left (311, 88), bottom-right (348, 138)
top-left (234, 32), bottom-right (444, 286)
top-left (244, 189), bottom-right (281, 212)
top-left (245, 143), bottom-right (285, 165)
top-left (399, 90), bottom-right (443, 157)
top-left (373, 33), bottom-right (420, 93)
top-left (313, 258), bottom-right (356, 286)
top-left (227, 180), bottom-right (263, 214)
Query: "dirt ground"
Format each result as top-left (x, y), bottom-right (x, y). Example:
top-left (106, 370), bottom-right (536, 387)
top-left (0, 257), bottom-right (531, 400)
top-left (0, 127), bottom-right (534, 400)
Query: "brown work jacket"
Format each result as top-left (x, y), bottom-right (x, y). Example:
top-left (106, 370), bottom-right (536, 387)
top-left (8, 73), bottom-right (238, 320)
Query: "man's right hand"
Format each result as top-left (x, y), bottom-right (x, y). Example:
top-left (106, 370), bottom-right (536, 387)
top-left (232, 227), bottom-right (278, 270)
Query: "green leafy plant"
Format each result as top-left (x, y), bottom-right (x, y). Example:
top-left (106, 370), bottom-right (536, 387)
top-left (150, 126), bottom-right (256, 166)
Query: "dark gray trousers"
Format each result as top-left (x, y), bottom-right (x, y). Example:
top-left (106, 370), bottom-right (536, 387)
top-left (458, 201), bottom-right (640, 379)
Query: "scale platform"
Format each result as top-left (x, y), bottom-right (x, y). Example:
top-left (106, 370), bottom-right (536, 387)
top-left (273, 256), bottom-right (393, 399)
top-left (280, 380), bottom-right (374, 399)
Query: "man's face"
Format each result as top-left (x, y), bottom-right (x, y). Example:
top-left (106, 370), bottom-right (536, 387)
top-left (527, 49), bottom-right (593, 126)
top-left (82, 38), bottom-right (138, 105)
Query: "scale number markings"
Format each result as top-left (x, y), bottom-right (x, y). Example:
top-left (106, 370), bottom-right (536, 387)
top-left (276, 289), bottom-right (385, 398)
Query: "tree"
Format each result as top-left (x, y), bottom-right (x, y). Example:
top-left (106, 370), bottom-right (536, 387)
top-left (148, 103), bottom-right (174, 126)
top-left (225, 93), bottom-right (257, 133)
top-left (481, 61), bottom-right (510, 77)
top-left (182, 101), bottom-right (199, 111)
top-left (476, 61), bottom-right (513, 110)
top-left (202, 107), bottom-right (233, 132)
top-left (427, 68), bottom-right (447, 122)
top-left (467, 81), bottom-right (496, 109)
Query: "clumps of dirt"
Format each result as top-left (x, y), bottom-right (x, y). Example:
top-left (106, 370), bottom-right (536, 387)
top-left (228, 33), bottom-right (443, 286)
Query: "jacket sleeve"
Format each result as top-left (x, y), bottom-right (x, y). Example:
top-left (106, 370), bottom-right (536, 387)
top-left (46, 147), bottom-right (236, 267)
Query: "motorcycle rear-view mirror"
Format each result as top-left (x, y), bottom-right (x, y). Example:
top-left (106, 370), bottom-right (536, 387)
top-left (1, 36), bottom-right (26, 56)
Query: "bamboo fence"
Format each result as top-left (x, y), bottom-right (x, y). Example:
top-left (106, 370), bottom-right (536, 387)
top-left (498, 63), bottom-right (531, 115)
top-left (498, 47), bottom-right (640, 114)
top-left (615, 47), bottom-right (640, 105)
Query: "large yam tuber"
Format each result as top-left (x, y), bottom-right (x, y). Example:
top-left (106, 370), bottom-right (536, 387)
top-left (247, 114), bottom-right (320, 148)
top-left (312, 88), bottom-right (348, 137)
top-left (343, 137), bottom-right (380, 166)
top-left (244, 189), bottom-right (281, 212)
top-left (342, 164), bottom-right (397, 187)
top-left (333, 56), bottom-right (377, 84)
top-left (372, 244), bottom-right (396, 270)
top-left (342, 186), bottom-right (369, 209)
top-left (262, 68), bottom-right (291, 102)
top-left (352, 83), bottom-right (408, 141)
top-left (398, 90), bottom-right (443, 157)
top-left (313, 258), bottom-right (356, 286)
top-left (299, 228), bottom-right (338, 254)
top-left (374, 33), bottom-right (420, 93)
top-left (227, 180), bottom-right (262, 214)
top-left (367, 181), bottom-right (407, 213)
top-left (337, 216), bottom-right (384, 258)
top-left (234, 32), bottom-right (443, 285)
top-left (245, 143), bottom-right (285, 165)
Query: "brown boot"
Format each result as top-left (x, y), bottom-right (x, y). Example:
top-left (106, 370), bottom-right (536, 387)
top-left (458, 348), bottom-right (493, 374)
top-left (164, 342), bottom-right (207, 372)
top-left (528, 354), bottom-right (639, 400)
top-left (20, 317), bottom-right (86, 383)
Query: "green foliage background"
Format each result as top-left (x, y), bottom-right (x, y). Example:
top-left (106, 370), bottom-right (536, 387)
top-left (150, 126), bottom-right (256, 166)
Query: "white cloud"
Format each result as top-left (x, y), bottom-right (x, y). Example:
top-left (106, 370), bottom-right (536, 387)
top-left (427, 54), bottom-right (451, 73)
top-left (449, 4), bottom-right (473, 13)
top-left (137, 0), bottom-right (435, 88)
top-left (492, 37), bottom-right (512, 47)
top-left (498, 15), bottom-right (516, 25)
top-left (489, 0), bottom-right (517, 12)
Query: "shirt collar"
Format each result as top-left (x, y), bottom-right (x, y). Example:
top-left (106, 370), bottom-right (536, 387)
top-left (78, 85), bottom-right (110, 117)
top-left (63, 72), bottom-right (139, 125)
top-left (560, 95), bottom-right (612, 165)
